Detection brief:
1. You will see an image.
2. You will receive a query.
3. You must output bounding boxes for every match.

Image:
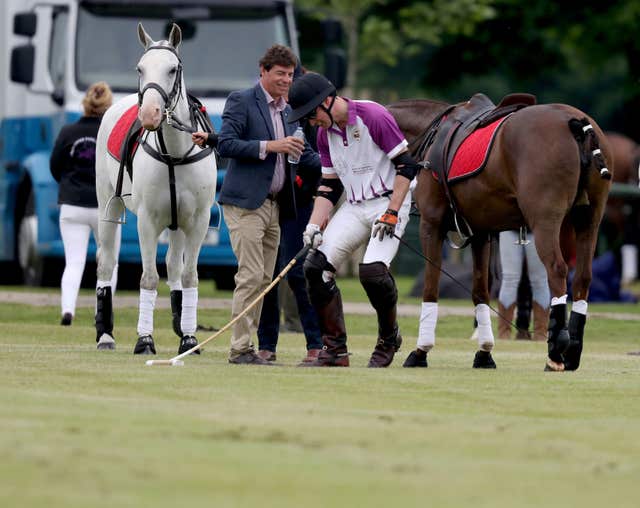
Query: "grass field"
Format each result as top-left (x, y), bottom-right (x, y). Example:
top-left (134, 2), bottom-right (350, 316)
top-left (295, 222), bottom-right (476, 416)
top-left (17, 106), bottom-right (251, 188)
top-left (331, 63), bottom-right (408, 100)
top-left (1, 280), bottom-right (639, 508)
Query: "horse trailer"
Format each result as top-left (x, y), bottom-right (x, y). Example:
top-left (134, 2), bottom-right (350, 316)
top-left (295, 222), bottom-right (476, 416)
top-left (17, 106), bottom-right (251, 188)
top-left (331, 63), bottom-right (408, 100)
top-left (0, 0), bottom-right (303, 289)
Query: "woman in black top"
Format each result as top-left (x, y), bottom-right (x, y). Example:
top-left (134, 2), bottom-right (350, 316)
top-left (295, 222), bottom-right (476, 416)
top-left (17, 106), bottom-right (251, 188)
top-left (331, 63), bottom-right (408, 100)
top-left (50, 82), bottom-right (119, 325)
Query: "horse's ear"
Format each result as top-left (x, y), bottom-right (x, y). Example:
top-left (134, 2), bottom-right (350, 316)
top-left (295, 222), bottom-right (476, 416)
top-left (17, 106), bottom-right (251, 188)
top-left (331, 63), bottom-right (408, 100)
top-left (138, 22), bottom-right (154, 49)
top-left (168, 23), bottom-right (182, 50)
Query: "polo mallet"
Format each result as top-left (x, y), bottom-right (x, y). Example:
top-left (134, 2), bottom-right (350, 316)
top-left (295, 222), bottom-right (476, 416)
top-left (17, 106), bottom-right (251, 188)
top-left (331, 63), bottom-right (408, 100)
top-left (145, 243), bottom-right (312, 366)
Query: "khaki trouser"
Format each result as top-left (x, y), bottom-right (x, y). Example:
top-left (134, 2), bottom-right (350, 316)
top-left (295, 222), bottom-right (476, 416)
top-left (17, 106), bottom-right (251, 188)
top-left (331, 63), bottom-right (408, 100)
top-left (222, 201), bottom-right (280, 359)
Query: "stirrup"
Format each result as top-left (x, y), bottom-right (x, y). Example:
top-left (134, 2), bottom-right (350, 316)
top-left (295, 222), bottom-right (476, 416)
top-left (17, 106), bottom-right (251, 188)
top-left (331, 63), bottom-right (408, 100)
top-left (446, 212), bottom-right (472, 249)
top-left (103, 195), bottom-right (126, 224)
top-left (515, 226), bottom-right (530, 245)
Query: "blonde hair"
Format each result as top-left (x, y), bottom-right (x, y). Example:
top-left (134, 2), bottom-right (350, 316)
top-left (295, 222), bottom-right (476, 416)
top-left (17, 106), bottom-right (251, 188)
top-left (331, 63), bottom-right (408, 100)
top-left (82, 81), bottom-right (113, 117)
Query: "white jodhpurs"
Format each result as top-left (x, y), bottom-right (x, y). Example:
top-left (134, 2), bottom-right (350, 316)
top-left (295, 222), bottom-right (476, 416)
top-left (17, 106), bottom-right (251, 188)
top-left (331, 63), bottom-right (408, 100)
top-left (60, 204), bottom-right (120, 316)
top-left (318, 193), bottom-right (412, 270)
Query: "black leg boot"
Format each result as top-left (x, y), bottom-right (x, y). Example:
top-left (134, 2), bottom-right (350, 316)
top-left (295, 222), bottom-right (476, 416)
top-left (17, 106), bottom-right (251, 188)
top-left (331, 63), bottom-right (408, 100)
top-left (95, 286), bottom-right (115, 350)
top-left (303, 290), bottom-right (349, 367)
top-left (545, 303), bottom-right (570, 371)
top-left (359, 262), bottom-right (402, 368)
top-left (170, 290), bottom-right (183, 339)
top-left (564, 311), bottom-right (586, 371)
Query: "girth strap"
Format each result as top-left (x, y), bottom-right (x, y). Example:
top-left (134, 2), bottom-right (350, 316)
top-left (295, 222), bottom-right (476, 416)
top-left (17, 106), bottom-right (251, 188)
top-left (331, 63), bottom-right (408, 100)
top-left (156, 128), bottom-right (178, 231)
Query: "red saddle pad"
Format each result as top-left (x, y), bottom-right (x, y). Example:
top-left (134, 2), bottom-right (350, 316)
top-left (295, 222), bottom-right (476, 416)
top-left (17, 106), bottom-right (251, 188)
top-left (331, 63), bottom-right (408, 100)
top-left (107, 104), bottom-right (140, 162)
top-left (447, 116), bottom-right (509, 182)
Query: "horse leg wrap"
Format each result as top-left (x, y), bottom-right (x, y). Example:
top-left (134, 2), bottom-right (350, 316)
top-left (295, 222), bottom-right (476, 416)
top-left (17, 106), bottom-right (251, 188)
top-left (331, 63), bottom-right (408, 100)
top-left (564, 311), bottom-right (586, 371)
top-left (180, 287), bottom-right (198, 337)
top-left (358, 262), bottom-right (399, 341)
top-left (95, 286), bottom-right (113, 342)
top-left (170, 290), bottom-right (183, 338)
top-left (137, 289), bottom-right (157, 337)
top-left (547, 303), bottom-right (569, 363)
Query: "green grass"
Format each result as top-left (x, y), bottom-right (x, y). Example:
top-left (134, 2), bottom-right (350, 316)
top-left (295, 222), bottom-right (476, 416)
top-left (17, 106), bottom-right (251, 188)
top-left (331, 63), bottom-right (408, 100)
top-left (1, 288), bottom-right (639, 508)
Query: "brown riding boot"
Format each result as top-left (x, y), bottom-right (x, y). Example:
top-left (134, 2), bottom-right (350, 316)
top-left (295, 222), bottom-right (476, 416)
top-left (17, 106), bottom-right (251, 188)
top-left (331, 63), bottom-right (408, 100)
top-left (368, 325), bottom-right (402, 368)
top-left (532, 302), bottom-right (549, 341)
top-left (301, 291), bottom-right (349, 367)
top-left (497, 302), bottom-right (515, 339)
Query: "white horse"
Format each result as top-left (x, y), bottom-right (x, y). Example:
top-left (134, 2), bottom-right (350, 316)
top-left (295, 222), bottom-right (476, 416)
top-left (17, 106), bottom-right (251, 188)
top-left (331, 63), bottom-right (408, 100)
top-left (94, 23), bottom-right (217, 355)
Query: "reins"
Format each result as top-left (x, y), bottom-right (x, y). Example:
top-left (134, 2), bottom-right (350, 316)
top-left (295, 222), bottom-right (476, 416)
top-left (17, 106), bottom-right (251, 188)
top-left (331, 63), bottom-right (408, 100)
top-left (392, 232), bottom-right (520, 333)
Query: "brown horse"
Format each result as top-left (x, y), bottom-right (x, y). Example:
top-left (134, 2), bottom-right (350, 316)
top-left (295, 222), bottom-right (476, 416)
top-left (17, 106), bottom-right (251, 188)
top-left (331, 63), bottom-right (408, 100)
top-left (388, 98), bottom-right (612, 371)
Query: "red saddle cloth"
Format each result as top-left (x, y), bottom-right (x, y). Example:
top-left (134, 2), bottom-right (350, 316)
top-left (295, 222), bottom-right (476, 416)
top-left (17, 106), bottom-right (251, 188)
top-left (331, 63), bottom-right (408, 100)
top-left (447, 116), bottom-right (509, 183)
top-left (107, 104), bottom-right (141, 162)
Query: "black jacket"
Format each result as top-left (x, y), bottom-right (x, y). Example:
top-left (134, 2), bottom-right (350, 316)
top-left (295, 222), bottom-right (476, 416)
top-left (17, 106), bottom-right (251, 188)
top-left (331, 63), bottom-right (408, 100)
top-left (50, 116), bottom-right (102, 207)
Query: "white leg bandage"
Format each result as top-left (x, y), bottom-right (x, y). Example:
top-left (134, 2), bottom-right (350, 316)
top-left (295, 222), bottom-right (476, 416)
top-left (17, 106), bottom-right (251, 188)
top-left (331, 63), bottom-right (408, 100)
top-left (551, 294), bottom-right (568, 306)
top-left (137, 289), bottom-right (157, 336)
top-left (572, 299), bottom-right (588, 315)
top-left (475, 303), bottom-right (494, 352)
top-left (621, 244), bottom-right (638, 285)
top-left (181, 287), bottom-right (198, 336)
top-left (417, 302), bottom-right (438, 352)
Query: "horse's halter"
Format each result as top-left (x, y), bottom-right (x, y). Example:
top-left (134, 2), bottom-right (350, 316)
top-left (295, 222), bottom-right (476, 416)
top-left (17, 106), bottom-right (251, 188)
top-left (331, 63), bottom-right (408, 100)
top-left (137, 45), bottom-right (184, 125)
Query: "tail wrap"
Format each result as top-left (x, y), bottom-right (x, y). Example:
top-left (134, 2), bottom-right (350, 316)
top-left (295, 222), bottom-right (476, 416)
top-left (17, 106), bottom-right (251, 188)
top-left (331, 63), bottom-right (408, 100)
top-left (568, 117), bottom-right (611, 180)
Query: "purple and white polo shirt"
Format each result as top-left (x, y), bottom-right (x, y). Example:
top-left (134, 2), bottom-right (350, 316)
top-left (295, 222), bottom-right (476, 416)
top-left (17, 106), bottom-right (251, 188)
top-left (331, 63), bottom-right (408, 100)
top-left (316, 99), bottom-right (408, 204)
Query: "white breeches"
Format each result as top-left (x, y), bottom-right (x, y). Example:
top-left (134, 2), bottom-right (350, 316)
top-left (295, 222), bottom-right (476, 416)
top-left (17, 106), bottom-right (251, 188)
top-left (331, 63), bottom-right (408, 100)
top-left (318, 194), bottom-right (412, 270)
top-left (60, 204), bottom-right (120, 315)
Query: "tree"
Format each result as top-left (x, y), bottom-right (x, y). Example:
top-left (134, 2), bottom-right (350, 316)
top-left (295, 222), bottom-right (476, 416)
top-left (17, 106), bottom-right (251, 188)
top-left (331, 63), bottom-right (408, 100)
top-left (295, 0), bottom-right (495, 94)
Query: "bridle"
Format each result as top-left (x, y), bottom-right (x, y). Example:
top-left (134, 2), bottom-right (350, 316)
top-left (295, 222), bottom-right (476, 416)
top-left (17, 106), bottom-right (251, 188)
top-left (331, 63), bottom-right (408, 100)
top-left (137, 44), bottom-right (184, 126)
top-left (133, 42), bottom-right (215, 231)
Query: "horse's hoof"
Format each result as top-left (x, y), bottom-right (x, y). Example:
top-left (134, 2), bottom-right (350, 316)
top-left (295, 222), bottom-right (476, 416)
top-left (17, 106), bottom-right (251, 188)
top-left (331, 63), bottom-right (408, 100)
top-left (472, 350), bottom-right (496, 369)
top-left (178, 335), bottom-right (201, 355)
top-left (544, 359), bottom-right (565, 372)
top-left (96, 334), bottom-right (116, 350)
top-left (134, 335), bottom-right (156, 355)
top-left (403, 349), bottom-right (428, 368)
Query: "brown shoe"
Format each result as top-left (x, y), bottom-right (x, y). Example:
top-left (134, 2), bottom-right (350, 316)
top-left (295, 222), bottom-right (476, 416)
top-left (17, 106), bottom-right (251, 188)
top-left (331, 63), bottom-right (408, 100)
top-left (257, 350), bottom-right (276, 361)
top-left (298, 348), bottom-right (322, 365)
top-left (229, 350), bottom-right (273, 365)
top-left (299, 348), bottom-right (350, 367)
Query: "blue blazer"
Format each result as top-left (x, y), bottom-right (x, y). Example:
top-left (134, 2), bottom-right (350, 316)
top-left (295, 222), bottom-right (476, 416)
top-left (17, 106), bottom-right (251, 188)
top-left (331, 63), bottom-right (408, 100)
top-left (217, 83), bottom-right (320, 216)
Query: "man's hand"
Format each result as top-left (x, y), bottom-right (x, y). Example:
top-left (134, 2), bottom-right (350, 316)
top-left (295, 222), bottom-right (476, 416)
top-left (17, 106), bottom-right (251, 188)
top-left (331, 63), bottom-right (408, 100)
top-left (192, 131), bottom-right (208, 146)
top-left (303, 223), bottom-right (323, 249)
top-left (267, 136), bottom-right (305, 160)
top-left (372, 209), bottom-right (399, 241)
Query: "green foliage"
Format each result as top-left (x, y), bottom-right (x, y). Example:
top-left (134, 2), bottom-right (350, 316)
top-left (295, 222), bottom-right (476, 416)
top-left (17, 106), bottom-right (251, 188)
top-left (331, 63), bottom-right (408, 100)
top-left (294, 0), bottom-right (640, 136)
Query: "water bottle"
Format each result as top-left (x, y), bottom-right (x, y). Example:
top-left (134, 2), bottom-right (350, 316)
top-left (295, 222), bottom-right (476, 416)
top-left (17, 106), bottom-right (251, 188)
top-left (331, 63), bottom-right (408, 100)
top-left (287, 126), bottom-right (305, 164)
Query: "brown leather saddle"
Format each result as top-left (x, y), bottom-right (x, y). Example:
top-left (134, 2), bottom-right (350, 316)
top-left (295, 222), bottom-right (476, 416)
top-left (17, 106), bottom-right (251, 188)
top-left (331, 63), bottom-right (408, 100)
top-left (425, 92), bottom-right (536, 181)
top-left (418, 92), bottom-right (536, 247)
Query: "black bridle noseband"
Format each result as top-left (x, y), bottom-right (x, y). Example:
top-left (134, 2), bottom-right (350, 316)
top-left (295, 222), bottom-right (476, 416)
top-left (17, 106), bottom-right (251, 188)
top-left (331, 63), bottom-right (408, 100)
top-left (137, 45), bottom-right (183, 116)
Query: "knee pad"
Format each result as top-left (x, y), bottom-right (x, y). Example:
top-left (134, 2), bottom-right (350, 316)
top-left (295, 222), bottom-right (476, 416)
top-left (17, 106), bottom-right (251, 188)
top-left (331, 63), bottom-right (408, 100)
top-left (303, 250), bottom-right (337, 306)
top-left (359, 262), bottom-right (397, 310)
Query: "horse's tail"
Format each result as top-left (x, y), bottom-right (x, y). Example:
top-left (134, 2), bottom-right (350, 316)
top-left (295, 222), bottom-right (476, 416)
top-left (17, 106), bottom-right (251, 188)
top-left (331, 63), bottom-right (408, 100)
top-left (568, 117), bottom-right (612, 181)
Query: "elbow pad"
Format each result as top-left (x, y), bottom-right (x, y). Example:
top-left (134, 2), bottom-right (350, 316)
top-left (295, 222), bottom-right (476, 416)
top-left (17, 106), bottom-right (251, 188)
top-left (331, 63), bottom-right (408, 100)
top-left (316, 177), bottom-right (344, 205)
top-left (392, 152), bottom-right (421, 181)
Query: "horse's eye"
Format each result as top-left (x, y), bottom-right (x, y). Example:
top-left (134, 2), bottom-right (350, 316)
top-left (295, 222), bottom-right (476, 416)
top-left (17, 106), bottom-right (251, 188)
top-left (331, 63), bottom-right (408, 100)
top-left (135, 66), bottom-right (142, 74)
top-left (169, 67), bottom-right (177, 75)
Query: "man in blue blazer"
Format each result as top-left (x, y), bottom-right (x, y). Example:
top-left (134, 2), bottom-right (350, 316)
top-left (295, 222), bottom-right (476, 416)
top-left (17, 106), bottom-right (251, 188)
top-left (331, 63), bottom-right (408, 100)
top-left (215, 45), bottom-right (320, 365)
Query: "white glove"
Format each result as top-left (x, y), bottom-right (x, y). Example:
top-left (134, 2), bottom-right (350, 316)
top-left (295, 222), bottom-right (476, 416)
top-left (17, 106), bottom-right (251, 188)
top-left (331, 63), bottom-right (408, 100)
top-left (303, 223), bottom-right (323, 249)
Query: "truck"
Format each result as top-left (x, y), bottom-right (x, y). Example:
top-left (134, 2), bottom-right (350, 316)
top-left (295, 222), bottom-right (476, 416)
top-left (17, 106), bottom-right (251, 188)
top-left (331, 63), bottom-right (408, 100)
top-left (0, 0), bottom-right (309, 289)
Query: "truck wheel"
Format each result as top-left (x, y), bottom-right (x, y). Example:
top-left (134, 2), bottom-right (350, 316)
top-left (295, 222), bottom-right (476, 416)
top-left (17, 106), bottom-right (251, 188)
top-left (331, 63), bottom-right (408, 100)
top-left (17, 192), bottom-right (61, 286)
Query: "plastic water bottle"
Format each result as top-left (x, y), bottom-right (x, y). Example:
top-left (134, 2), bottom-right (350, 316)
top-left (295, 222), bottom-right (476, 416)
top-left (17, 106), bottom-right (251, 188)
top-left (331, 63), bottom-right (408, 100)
top-left (287, 126), bottom-right (305, 164)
